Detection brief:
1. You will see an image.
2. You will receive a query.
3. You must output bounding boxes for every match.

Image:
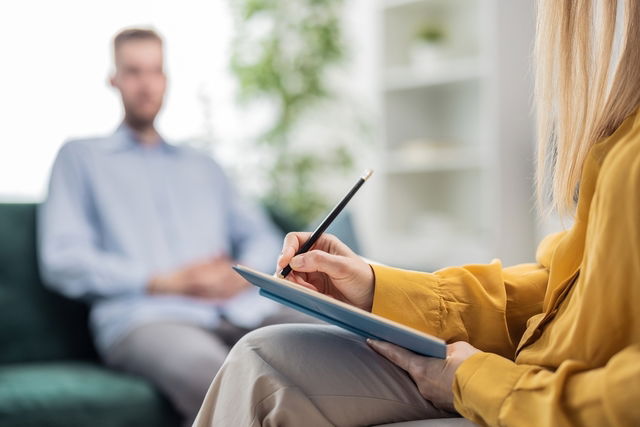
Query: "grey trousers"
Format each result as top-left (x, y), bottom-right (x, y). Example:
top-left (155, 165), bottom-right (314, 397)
top-left (102, 308), bottom-right (318, 425)
top-left (194, 324), bottom-right (468, 427)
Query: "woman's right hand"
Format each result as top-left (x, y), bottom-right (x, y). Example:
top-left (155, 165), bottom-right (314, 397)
top-left (276, 232), bottom-right (375, 311)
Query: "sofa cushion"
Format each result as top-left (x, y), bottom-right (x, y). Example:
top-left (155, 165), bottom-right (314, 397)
top-left (0, 203), bottom-right (96, 364)
top-left (0, 361), bottom-right (179, 427)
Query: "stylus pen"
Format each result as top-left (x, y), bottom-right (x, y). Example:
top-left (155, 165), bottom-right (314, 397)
top-left (279, 169), bottom-right (373, 278)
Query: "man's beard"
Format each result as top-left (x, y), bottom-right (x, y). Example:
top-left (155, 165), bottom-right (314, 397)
top-left (124, 108), bottom-right (158, 131)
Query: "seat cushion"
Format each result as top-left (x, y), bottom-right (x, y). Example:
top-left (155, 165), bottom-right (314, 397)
top-left (0, 361), bottom-right (179, 427)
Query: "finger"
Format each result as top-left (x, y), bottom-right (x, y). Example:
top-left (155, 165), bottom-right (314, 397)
top-left (277, 232), bottom-right (312, 269)
top-left (366, 339), bottom-right (417, 372)
top-left (186, 259), bottom-right (209, 269)
top-left (446, 343), bottom-right (457, 358)
top-left (215, 254), bottom-right (232, 264)
top-left (288, 272), bottom-right (319, 292)
top-left (289, 250), bottom-right (351, 278)
top-left (323, 233), bottom-right (356, 257)
top-left (276, 247), bottom-right (295, 271)
top-left (183, 266), bottom-right (200, 280)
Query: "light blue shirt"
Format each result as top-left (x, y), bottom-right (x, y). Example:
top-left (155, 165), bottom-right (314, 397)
top-left (38, 125), bottom-right (282, 354)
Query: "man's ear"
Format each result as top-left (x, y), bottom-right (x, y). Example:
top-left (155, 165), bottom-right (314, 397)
top-left (109, 73), bottom-right (117, 89)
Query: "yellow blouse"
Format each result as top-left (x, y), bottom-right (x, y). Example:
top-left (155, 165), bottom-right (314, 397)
top-left (371, 110), bottom-right (640, 426)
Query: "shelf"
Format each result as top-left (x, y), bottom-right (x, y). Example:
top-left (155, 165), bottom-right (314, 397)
top-left (384, 157), bottom-right (482, 174)
top-left (383, 145), bottom-right (486, 174)
top-left (362, 0), bottom-right (537, 268)
top-left (373, 0), bottom-right (496, 271)
top-left (384, 58), bottom-right (487, 91)
top-left (381, 0), bottom-right (447, 11)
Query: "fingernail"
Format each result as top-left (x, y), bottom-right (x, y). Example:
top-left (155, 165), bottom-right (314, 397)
top-left (290, 256), bottom-right (304, 268)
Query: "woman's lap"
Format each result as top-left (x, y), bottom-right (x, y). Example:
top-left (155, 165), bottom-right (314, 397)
top-left (194, 324), bottom-right (456, 427)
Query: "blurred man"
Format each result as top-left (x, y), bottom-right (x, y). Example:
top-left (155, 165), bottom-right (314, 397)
top-left (38, 28), bottom-right (312, 424)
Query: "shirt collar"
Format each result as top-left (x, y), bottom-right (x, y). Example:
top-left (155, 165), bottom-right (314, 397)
top-left (110, 122), bottom-right (176, 154)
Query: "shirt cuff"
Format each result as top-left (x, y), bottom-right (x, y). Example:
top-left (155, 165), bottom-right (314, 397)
top-left (370, 264), bottom-right (443, 336)
top-left (453, 352), bottom-right (528, 425)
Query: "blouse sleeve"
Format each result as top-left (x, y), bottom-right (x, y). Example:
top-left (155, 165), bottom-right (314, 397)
top-left (370, 229), bottom-right (561, 359)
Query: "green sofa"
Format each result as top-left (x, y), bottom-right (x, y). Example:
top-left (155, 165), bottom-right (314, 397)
top-left (0, 204), bottom-right (180, 427)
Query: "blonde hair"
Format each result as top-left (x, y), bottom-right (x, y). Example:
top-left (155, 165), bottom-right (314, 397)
top-left (535, 0), bottom-right (640, 216)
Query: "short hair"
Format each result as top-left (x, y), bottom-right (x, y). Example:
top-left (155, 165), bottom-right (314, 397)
top-left (113, 28), bottom-right (163, 57)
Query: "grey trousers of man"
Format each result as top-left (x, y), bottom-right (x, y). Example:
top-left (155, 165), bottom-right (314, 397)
top-left (102, 308), bottom-right (319, 425)
top-left (193, 324), bottom-right (475, 427)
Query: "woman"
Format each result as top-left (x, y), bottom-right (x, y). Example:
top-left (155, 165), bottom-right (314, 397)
top-left (194, 1), bottom-right (640, 425)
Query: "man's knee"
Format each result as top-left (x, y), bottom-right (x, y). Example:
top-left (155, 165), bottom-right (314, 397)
top-left (105, 325), bottom-right (227, 387)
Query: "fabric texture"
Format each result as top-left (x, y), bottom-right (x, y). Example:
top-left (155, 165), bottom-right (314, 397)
top-left (0, 204), bottom-right (95, 364)
top-left (193, 324), bottom-right (468, 427)
top-left (0, 203), bottom-right (179, 425)
top-left (105, 308), bottom-right (319, 424)
top-left (0, 362), bottom-right (178, 427)
top-left (38, 124), bottom-right (284, 354)
top-left (371, 109), bottom-right (640, 426)
top-left (104, 322), bottom-right (230, 425)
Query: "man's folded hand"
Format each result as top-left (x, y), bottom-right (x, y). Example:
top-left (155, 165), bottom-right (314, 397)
top-left (147, 255), bottom-right (249, 299)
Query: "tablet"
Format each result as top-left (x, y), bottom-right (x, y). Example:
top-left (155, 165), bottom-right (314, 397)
top-left (233, 265), bottom-right (447, 359)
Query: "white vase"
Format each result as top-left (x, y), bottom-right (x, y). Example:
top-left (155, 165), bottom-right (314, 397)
top-left (409, 40), bottom-right (448, 70)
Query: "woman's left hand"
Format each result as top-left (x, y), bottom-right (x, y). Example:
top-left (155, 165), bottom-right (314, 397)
top-left (367, 339), bottom-right (481, 412)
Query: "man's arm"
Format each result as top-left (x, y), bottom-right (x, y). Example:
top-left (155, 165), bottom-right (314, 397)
top-left (38, 142), bottom-right (149, 301)
top-left (219, 168), bottom-right (282, 274)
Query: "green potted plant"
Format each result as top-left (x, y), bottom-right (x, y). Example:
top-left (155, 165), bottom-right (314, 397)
top-left (410, 23), bottom-right (448, 69)
top-left (229, 0), bottom-right (365, 231)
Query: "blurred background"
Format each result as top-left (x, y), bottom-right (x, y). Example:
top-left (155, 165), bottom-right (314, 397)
top-left (0, 0), bottom-right (559, 272)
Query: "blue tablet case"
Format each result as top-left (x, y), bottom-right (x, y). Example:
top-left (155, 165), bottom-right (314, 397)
top-left (233, 265), bottom-right (446, 359)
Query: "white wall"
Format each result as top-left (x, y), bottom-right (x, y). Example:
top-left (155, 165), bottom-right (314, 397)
top-left (0, 0), bottom-right (543, 265)
top-left (492, 0), bottom-right (538, 263)
top-left (0, 0), bottom-right (241, 200)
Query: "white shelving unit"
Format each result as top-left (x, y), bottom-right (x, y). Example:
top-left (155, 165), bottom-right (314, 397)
top-left (359, 0), bottom-right (537, 270)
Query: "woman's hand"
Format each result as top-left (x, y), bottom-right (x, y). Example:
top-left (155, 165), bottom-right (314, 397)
top-left (276, 232), bottom-right (375, 311)
top-left (367, 340), bottom-right (481, 412)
